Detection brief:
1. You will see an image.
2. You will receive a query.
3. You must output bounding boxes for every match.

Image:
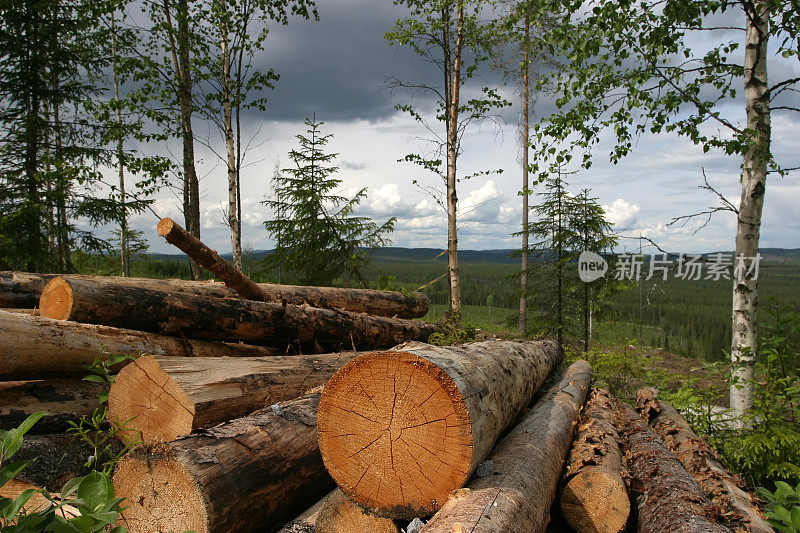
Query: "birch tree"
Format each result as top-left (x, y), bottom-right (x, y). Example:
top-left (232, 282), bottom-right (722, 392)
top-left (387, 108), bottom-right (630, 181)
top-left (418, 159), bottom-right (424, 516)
top-left (385, 0), bottom-right (510, 321)
top-left (524, 0), bottom-right (798, 422)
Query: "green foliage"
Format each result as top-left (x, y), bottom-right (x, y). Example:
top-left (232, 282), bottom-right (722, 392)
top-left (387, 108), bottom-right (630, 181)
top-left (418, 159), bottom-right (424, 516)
top-left (263, 117), bottom-right (396, 287)
top-left (564, 343), bottom-right (646, 401)
top-left (0, 412), bottom-right (127, 532)
top-left (67, 349), bottom-right (141, 475)
top-left (428, 313), bottom-right (476, 346)
top-left (757, 482), bottom-right (800, 533)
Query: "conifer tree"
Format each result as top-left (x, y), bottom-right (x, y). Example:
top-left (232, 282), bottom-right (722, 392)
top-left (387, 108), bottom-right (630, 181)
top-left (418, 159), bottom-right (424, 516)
top-left (263, 117), bottom-right (395, 287)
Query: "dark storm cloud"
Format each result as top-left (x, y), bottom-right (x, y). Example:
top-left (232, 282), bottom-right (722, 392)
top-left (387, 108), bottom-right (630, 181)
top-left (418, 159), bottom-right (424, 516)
top-left (254, 0), bottom-right (429, 122)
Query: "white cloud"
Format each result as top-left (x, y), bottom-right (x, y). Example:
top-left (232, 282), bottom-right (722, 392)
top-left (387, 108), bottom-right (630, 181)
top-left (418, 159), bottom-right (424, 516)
top-left (603, 198), bottom-right (641, 227)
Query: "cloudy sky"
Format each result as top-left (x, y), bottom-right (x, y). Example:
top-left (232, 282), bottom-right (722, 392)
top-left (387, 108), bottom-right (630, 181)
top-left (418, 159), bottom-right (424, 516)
top-left (118, 0), bottom-right (800, 256)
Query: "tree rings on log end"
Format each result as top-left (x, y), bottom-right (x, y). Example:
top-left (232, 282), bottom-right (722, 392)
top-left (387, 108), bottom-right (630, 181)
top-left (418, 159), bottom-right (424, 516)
top-left (39, 277), bottom-right (73, 320)
top-left (107, 355), bottom-right (194, 444)
top-left (318, 350), bottom-right (474, 519)
top-left (561, 466), bottom-right (630, 533)
top-left (113, 446), bottom-right (208, 533)
top-left (156, 217), bottom-right (176, 237)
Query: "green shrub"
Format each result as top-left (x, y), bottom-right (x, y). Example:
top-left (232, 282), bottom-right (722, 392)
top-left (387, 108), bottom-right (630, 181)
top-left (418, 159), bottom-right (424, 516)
top-left (757, 481), bottom-right (800, 532)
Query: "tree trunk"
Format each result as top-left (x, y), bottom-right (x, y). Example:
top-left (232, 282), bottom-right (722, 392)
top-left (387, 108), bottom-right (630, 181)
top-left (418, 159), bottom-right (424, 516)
top-left (317, 339), bottom-right (562, 518)
top-left (635, 388), bottom-right (771, 533)
top-left (445, 3), bottom-right (463, 319)
top-left (0, 271), bottom-right (58, 308)
top-left (616, 401), bottom-right (731, 533)
top-left (14, 433), bottom-right (99, 492)
top-left (314, 489), bottom-right (400, 533)
top-left (113, 392), bottom-right (335, 533)
top-left (111, 13), bottom-right (129, 277)
top-left (560, 388), bottom-right (630, 533)
top-left (276, 490), bottom-right (333, 533)
top-left (421, 360), bottom-right (592, 533)
top-left (0, 479), bottom-right (80, 519)
top-left (156, 218), bottom-right (430, 317)
top-left (730, 0), bottom-right (771, 424)
top-left (0, 379), bottom-right (104, 434)
top-left (39, 277), bottom-right (435, 351)
top-left (519, 12), bottom-right (530, 337)
top-left (220, 24), bottom-right (242, 272)
top-left (0, 310), bottom-right (278, 378)
top-left (163, 0), bottom-right (201, 280)
top-left (108, 352), bottom-right (360, 443)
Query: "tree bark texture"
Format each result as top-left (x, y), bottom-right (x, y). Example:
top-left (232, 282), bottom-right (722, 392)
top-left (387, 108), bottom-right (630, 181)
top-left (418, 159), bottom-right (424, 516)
top-left (617, 401), bottom-right (732, 533)
top-left (113, 392), bottom-right (334, 533)
top-left (0, 310), bottom-right (277, 378)
top-left (560, 387), bottom-right (630, 533)
top-left (420, 360), bottom-right (592, 533)
top-left (0, 379), bottom-right (104, 434)
top-left (314, 489), bottom-right (400, 533)
top-left (635, 388), bottom-right (771, 533)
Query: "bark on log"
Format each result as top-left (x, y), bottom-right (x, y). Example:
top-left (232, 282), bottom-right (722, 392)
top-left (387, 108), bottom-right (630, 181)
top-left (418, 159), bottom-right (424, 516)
top-left (0, 271), bottom-right (58, 308)
top-left (28, 271), bottom-right (427, 319)
top-left (317, 339), bottom-right (562, 519)
top-left (617, 401), bottom-right (732, 533)
top-left (277, 491), bottom-right (334, 533)
top-left (560, 387), bottom-right (630, 533)
top-left (0, 379), bottom-right (104, 433)
top-left (108, 352), bottom-right (359, 443)
top-left (314, 489), bottom-right (400, 533)
top-left (39, 277), bottom-right (435, 351)
top-left (421, 360), bottom-right (592, 533)
top-left (113, 392), bottom-right (334, 533)
top-left (156, 217), bottom-right (429, 318)
top-left (13, 433), bottom-right (100, 492)
top-left (0, 310), bottom-right (277, 378)
top-left (636, 388), bottom-right (772, 533)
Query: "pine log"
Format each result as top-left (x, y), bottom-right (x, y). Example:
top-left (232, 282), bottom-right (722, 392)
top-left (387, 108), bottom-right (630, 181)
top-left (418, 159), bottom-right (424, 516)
top-left (108, 352), bottom-right (359, 443)
top-left (636, 388), bottom-right (772, 533)
top-left (317, 339), bottom-right (562, 519)
top-left (0, 310), bottom-right (277, 378)
top-left (22, 270), bottom-right (428, 319)
top-left (277, 491), bottom-right (334, 533)
top-left (0, 379), bottom-right (104, 433)
top-left (0, 479), bottom-right (80, 519)
top-left (0, 271), bottom-right (58, 308)
top-left (314, 489), bottom-right (400, 533)
top-left (113, 392), bottom-right (334, 533)
top-left (13, 433), bottom-right (100, 492)
top-left (560, 387), bottom-right (630, 533)
top-left (421, 360), bottom-right (592, 533)
top-left (39, 277), bottom-right (435, 351)
top-left (617, 401), bottom-right (731, 533)
top-left (156, 217), bottom-right (429, 318)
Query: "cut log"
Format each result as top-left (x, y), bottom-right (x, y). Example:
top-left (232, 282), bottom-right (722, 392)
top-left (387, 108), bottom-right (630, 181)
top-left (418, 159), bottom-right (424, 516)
top-left (636, 388), bottom-right (772, 533)
top-left (617, 401), bottom-right (731, 533)
top-left (39, 277), bottom-right (435, 351)
top-left (156, 218), bottom-right (429, 318)
top-left (560, 387), bottom-right (630, 533)
top-left (0, 379), bottom-right (104, 433)
top-left (317, 339), bottom-right (562, 518)
top-left (24, 270), bottom-right (428, 319)
top-left (113, 392), bottom-right (334, 533)
top-left (314, 489), bottom-right (400, 533)
top-left (108, 352), bottom-right (360, 443)
top-left (0, 310), bottom-right (277, 378)
top-left (421, 360), bottom-right (592, 533)
top-left (0, 479), bottom-right (80, 519)
top-left (0, 271), bottom-right (58, 308)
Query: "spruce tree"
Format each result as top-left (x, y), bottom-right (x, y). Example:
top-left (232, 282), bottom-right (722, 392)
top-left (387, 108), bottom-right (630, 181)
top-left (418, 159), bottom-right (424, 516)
top-left (263, 117), bottom-right (395, 287)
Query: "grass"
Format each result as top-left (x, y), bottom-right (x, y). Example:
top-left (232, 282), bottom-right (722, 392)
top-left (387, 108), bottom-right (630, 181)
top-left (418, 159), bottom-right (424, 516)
top-left (421, 304), bottom-right (517, 334)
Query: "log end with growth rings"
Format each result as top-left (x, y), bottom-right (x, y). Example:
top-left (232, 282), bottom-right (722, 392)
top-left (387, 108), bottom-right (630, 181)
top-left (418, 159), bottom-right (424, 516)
top-left (39, 277), bottom-right (74, 320)
top-left (561, 466), bottom-right (630, 533)
top-left (156, 217), bottom-right (176, 237)
top-left (318, 350), bottom-right (474, 518)
top-left (113, 446), bottom-right (208, 533)
top-left (107, 355), bottom-right (195, 444)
